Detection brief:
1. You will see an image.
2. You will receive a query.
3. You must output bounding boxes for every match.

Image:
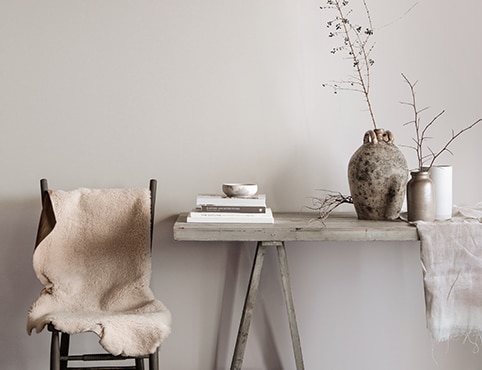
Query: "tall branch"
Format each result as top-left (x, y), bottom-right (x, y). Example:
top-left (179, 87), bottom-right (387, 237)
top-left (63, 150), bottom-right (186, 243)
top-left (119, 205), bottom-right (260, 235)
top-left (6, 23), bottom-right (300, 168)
top-left (322, 0), bottom-right (377, 129)
top-left (335, 1), bottom-right (377, 128)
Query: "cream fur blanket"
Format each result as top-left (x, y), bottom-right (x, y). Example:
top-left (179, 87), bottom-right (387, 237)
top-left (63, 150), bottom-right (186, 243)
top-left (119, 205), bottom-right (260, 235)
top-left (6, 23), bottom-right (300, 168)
top-left (418, 203), bottom-right (482, 344)
top-left (27, 188), bottom-right (171, 357)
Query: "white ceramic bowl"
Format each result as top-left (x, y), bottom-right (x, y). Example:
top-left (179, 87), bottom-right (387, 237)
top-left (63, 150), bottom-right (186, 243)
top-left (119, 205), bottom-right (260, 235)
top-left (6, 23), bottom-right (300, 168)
top-left (222, 183), bottom-right (258, 197)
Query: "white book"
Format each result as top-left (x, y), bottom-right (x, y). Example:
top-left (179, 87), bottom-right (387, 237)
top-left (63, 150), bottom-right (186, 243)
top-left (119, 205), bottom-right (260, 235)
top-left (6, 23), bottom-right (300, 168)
top-left (187, 208), bottom-right (274, 223)
top-left (196, 193), bottom-right (267, 207)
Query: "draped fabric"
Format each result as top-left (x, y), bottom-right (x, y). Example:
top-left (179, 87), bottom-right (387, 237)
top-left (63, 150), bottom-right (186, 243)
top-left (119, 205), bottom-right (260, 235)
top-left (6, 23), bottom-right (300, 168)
top-left (418, 203), bottom-right (482, 343)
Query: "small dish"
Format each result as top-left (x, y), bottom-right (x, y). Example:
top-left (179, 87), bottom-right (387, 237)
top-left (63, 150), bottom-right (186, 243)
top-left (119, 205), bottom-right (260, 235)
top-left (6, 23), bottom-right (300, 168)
top-left (222, 183), bottom-right (258, 197)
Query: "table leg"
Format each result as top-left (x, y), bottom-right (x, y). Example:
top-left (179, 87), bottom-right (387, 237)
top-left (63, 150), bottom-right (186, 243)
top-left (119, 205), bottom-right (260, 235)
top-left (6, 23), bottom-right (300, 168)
top-left (277, 242), bottom-right (305, 370)
top-left (230, 241), bottom-right (266, 370)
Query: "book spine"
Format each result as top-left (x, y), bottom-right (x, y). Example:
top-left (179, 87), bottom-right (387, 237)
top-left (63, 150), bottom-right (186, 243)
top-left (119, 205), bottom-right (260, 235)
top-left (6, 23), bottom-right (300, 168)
top-left (187, 215), bottom-right (274, 223)
top-left (196, 194), bottom-right (266, 207)
top-left (200, 205), bottom-right (266, 213)
top-left (190, 212), bottom-right (271, 218)
top-left (187, 218), bottom-right (274, 224)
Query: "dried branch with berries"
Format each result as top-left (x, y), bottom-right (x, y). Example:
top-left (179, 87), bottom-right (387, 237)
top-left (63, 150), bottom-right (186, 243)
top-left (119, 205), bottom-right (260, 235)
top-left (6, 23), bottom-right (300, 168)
top-left (321, 0), bottom-right (377, 129)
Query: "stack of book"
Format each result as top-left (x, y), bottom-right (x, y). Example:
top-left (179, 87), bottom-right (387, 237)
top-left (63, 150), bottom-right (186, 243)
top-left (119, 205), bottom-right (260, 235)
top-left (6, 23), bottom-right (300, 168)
top-left (187, 193), bottom-right (274, 223)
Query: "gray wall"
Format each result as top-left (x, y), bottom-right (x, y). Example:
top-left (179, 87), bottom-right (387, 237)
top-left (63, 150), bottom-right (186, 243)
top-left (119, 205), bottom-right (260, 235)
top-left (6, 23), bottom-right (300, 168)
top-left (1, 0), bottom-right (481, 369)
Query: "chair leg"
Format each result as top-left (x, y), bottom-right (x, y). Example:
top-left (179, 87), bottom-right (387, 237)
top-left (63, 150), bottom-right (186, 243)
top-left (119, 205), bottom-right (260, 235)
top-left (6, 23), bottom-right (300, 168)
top-left (135, 357), bottom-right (145, 370)
top-left (149, 348), bottom-right (159, 370)
top-left (59, 333), bottom-right (70, 370)
top-left (50, 330), bottom-right (60, 370)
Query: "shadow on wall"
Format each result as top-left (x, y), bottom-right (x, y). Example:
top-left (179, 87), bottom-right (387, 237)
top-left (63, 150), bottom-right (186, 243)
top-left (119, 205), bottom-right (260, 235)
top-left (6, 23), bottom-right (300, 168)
top-left (0, 197), bottom-right (47, 370)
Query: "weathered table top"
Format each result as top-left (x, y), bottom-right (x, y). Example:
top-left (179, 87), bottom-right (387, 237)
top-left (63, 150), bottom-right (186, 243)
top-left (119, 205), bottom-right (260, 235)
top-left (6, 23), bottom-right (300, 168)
top-left (173, 212), bottom-right (419, 242)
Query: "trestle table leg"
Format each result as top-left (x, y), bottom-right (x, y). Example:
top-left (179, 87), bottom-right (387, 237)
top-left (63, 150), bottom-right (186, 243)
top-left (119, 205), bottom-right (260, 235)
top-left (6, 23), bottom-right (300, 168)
top-left (277, 242), bottom-right (304, 370)
top-left (230, 241), bottom-right (304, 370)
top-left (230, 242), bottom-right (266, 370)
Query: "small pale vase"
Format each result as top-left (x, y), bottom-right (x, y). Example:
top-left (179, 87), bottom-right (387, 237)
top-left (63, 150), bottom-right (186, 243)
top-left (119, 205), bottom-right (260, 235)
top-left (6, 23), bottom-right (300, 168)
top-left (348, 129), bottom-right (408, 220)
top-left (406, 171), bottom-right (435, 222)
top-left (428, 165), bottom-right (453, 220)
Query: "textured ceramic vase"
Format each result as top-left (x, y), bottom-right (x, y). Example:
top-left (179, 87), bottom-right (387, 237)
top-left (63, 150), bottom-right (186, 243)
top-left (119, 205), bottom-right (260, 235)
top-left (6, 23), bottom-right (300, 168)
top-left (406, 171), bottom-right (435, 222)
top-left (348, 129), bottom-right (408, 220)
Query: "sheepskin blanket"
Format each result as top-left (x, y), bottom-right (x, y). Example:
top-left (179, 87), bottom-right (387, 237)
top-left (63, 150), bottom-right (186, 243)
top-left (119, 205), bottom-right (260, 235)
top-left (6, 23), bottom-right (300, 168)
top-left (27, 188), bottom-right (171, 357)
top-left (418, 203), bottom-right (482, 344)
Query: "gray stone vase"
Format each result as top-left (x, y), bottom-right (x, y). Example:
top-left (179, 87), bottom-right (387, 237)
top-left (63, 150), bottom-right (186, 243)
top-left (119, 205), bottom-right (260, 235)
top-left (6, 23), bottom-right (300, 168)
top-left (348, 129), bottom-right (408, 220)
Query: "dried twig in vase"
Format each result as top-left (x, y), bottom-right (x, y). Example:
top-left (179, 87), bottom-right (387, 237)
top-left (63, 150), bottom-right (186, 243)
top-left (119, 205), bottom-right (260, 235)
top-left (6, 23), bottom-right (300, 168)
top-left (321, 0), bottom-right (378, 129)
top-left (401, 73), bottom-right (482, 171)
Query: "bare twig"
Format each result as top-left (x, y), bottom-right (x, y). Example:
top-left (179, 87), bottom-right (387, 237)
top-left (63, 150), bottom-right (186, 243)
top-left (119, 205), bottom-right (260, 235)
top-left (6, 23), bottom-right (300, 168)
top-left (378, 2), bottom-right (419, 30)
top-left (305, 190), bottom-right (353, 221)
top-left (426, 118), bottom-right (482, 169)
top-left (401, 73), bottom-right (482, 170)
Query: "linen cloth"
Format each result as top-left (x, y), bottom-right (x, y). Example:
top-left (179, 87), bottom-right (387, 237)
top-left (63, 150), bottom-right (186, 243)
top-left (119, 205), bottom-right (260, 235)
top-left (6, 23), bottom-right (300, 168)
top-left (417, 203), bottom-right (482, 343)
top-left (27, 188), bottom-right (171, 356)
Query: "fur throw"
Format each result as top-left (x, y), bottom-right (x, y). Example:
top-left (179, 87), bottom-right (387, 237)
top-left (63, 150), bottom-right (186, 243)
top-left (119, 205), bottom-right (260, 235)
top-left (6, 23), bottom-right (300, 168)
top-left (27, 188), bottom-right (171, 356)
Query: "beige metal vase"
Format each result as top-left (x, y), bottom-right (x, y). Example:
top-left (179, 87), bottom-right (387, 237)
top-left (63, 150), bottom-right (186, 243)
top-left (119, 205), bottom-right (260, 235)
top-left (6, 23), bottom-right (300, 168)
top-left (406, 171), bottom-right (435, 222)
top-left (348, 129), bottom-right (408, 220)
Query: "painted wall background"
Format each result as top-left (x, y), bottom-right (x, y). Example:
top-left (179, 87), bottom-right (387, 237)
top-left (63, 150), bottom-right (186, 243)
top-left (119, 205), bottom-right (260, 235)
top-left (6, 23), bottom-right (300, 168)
top-left (1, 0), bottom-right (481, 369)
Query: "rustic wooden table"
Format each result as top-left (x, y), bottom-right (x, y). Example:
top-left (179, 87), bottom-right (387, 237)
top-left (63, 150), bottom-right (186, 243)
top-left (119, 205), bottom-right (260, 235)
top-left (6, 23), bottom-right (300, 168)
top-left (173, 212), bottom-right (419, 370)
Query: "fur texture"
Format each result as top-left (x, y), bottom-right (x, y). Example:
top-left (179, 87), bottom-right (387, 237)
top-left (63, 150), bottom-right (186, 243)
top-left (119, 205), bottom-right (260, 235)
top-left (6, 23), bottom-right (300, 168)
top-left (27, 188), bottom-right (171, 356)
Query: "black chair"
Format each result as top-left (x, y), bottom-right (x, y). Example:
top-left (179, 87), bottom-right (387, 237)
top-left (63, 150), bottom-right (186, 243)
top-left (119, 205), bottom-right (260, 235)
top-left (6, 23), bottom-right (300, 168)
top-left (28, 179), bottom-right (171, 370)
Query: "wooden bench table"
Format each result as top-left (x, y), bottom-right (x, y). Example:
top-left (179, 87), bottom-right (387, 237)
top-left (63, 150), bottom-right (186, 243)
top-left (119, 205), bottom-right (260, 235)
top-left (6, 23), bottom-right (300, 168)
top-left (173, 212), bottom-right (419, 370)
